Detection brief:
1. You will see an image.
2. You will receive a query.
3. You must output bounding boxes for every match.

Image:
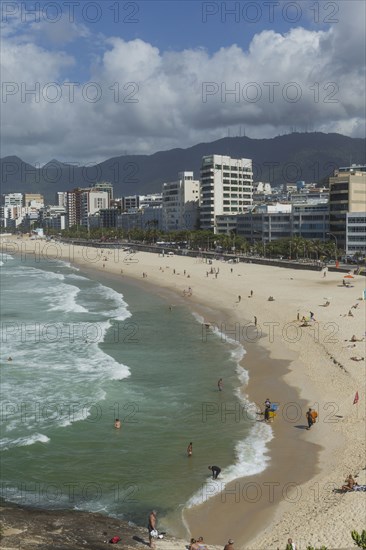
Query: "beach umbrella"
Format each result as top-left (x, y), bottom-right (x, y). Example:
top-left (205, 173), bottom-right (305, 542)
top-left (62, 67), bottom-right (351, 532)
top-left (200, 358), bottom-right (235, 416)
top-left (344, 274), bottom-right (354, 279)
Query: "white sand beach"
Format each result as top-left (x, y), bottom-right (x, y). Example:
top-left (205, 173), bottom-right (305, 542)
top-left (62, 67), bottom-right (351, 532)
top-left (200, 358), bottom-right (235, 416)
top-left (2, 236), bottom-right (365, 549)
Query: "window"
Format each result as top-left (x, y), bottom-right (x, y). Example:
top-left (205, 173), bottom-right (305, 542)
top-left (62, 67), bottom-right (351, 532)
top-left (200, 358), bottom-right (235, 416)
top-left (331, 182), bottom-right (349, 191)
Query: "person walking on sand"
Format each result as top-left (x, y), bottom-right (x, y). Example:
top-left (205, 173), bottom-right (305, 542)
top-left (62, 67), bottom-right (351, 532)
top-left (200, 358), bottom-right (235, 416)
top-left (224, 539), bottom-right (235, 550)
top-left (254, 316), bottom-right (257, 326)
top-left (286, 538), bottom-right (297, 550)
top-left (238, 295), bottom-right (241, 302)
top-left (148, 510), bottom-right (157, 548)
top-left (187, 442), bottom-right (193, 457)
top-left (306, 408), bottom-right (314, 430)
top-left (264, 403), bottom-right (270, 422)
top-left (208, 465), bottom-right (221, 479)
top-left (218, 378), bottom-right (224, 391)
top-left (310, 409), bottom-right (318, 424)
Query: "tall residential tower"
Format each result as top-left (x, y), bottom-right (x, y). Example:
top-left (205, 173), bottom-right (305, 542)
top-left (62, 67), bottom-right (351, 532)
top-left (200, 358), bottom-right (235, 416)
top-left (199, 155), bottom-right (253, 232)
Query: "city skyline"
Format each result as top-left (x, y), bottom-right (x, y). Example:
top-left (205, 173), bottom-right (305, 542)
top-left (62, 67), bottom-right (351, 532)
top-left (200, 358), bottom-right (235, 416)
top-left (1, 0), bottom-right (365, 165)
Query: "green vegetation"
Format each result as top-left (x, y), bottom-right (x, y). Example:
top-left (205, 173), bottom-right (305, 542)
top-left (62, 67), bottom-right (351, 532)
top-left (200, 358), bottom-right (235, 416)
top-left (299, 531), bottom-right (366, 550)
top-left (42, 226), bottom-right (345, 261)
top-left (352, 530), bottom-right (366, 549)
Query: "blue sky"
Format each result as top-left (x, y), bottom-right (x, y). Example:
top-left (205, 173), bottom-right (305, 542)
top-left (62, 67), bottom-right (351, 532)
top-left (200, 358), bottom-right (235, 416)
top-left (1, 0), bottom-right (365, 164)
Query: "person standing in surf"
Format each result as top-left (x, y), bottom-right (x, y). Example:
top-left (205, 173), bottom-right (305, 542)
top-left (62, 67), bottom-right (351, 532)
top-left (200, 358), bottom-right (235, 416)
top-left (148, 510), bottom-right (157, 548)
top-left (208, 465), bottom-right (221, 479)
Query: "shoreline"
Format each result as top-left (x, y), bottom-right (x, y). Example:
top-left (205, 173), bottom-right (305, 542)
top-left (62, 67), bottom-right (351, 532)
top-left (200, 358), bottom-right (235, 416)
top-left (1, 237), bottom-right (365, 549)
top-left (80, 261), bottom-right (323, 547)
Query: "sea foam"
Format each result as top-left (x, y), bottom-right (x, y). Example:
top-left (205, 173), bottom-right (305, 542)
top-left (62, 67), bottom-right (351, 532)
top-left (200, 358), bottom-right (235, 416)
top-left (185, 310), bottom-right (273, 508)
top-left (0, 433), bottom-right (50, 451)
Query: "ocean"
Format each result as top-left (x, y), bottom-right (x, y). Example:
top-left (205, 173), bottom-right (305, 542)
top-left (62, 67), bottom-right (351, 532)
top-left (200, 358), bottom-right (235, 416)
top-left (0, 251), bottom-right (272, 537)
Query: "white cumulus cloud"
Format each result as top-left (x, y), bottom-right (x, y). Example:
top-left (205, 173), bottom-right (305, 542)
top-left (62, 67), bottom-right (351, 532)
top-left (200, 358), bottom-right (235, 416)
top-left (1, 0), bottom-right (365, 164)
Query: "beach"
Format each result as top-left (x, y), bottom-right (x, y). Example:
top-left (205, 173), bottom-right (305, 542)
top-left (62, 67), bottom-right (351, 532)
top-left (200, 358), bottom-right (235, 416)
top-left (1, 236), bottom-right (365, 549)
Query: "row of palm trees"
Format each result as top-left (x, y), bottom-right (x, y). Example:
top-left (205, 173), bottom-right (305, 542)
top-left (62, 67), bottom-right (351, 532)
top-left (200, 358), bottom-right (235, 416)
top-left (56, 226), bottom-right (345, 261)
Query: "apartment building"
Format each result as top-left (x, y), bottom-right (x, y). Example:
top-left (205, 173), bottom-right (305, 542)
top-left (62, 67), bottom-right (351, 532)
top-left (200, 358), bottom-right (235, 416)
top-left (2, 193), bottom-right (23, 207)
top-left (23, 193), bottom-right (44, 207)
top-left (162, 171), bottom-right (199, 231)
top-left (236, 200), bottom-right (329, 242)
top-left (66, 184), bottom-right (112, 227)
top-left (346, 212), bottom-right (366, 256)
top-left (81, 191), bottom-right (109, 227)
top-left (329, 167), bottom-right (366, 250)
top-left (200, 155), bottom-right (253, 232)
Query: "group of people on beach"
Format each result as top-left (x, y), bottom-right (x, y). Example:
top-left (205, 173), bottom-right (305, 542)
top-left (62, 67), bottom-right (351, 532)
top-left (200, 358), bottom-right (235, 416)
top-left (188, 536), bottom-right (208, 549)
top-left (186, 442), bottom-right (221, 478)
top-left (188, 536), bottom-right (234, 550)
top-left (149, 510), bottom-right (234, 550)
top-left (187, 537), bottom-right (235, 550)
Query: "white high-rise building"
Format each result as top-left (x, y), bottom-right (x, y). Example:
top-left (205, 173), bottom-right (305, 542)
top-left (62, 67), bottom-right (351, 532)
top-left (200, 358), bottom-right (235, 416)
top-left (81, 191), bottom-right (109, 227)
top-left (200, 155), bottom-right (253, 232)
top-left (56, 192), bottom-right (67, 208)
top-left (162, 171), bottom-right (199, 231)
top-left (3, 193), bottom-right (23, 207)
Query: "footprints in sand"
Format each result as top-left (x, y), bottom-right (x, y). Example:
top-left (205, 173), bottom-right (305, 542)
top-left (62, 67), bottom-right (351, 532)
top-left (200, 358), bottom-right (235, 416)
top-left (325, 349), bottom-right (348, 373)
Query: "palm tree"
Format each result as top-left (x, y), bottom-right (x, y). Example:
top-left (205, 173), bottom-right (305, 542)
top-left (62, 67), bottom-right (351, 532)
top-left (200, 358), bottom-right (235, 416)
top-left (289, 236), bottom-right (305, 260)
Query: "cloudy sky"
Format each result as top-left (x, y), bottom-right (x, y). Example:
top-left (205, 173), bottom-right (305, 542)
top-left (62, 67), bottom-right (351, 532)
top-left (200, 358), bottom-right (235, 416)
top-left (1, 0), bottom-right (365, 165)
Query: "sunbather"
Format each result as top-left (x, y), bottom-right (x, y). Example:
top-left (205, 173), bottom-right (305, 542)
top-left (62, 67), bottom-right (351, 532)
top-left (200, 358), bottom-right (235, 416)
top-left (341, 475), bottom-right (358, 491)
top-left (350, 335), bottom-right (364, 342)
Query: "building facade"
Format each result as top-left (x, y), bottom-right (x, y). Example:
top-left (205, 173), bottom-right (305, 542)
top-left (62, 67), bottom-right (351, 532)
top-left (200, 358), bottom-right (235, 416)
top-left (81, 191), bottom-right (109, 227)
top-left (66, 185), bottom-right (112, 227)
top-left (23, 194), bottom-right (44, 207)
top-left (2, 193), bottom-right (23, 207)
top-left (329, 168), bottom-right (366, 250)
top-left (162, 171), bottom-right (199, 231)
top-left (236, 201), bottom-right (329, 242)
top-left (346, 212), bottom-right (366, 256)
top-left (200, 154), bottom-right (253, 232)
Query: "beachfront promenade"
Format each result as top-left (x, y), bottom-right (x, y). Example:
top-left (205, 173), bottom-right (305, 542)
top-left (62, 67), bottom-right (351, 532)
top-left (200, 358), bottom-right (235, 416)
top-left (59, 237), bottom-right (365, 275)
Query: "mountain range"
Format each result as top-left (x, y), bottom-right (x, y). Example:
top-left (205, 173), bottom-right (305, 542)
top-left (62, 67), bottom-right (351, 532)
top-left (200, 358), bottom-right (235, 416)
top-left (1, 133), bottom-right (365, 203)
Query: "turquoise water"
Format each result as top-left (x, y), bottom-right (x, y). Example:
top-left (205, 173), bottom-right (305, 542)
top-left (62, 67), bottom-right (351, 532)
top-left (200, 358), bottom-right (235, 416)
top-left (0, 252), bottom-right (272, 535)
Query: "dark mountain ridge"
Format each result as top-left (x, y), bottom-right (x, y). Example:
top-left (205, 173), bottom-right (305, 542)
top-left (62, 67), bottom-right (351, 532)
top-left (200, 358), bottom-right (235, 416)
top-left (1, 133), bottom-right (365, 203)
